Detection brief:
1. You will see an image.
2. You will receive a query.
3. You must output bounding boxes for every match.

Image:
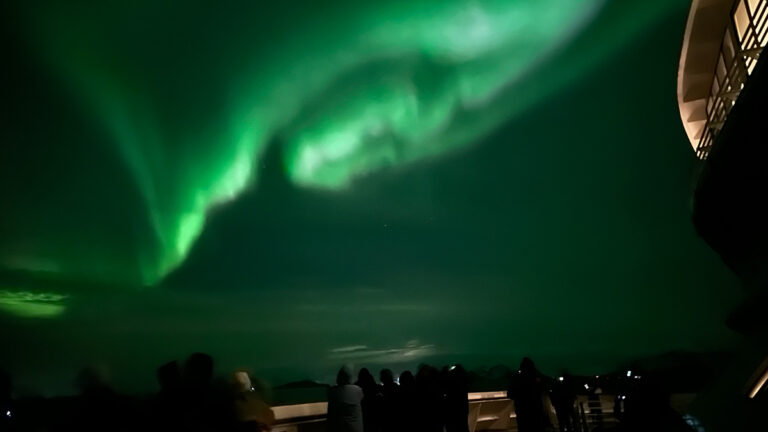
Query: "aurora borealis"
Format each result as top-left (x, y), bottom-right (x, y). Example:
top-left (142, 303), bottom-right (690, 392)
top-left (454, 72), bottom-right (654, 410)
top-left (6, 0), bottom-right (680, 285)
top-left (0, 0), bottom-right (746, 394)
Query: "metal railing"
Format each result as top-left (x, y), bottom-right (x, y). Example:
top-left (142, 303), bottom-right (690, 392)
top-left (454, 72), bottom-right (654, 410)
top-left (697, 0), bottom-right (767, 159)
top-left (268, 392), bottom-right (633, 432)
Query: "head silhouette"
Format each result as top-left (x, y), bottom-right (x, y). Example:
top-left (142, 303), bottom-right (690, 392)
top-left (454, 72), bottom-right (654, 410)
top-left (450, 365), bottom-right (467, 381)
top-left (416, 364), bottom-right (437, 384)
top-left (357, 368), bottom-right (376, 388)
top-left (157, 361), bottom-right (181, 392)
top-left (184, 352), bottom-right (214, 387)
top-left (337, 366), bottom-right (352, 386)
top-left (519, 357), bottom-right (537, 376)
top-left (399, 370), bottom-right (415, 388)
top-left (380, 369), bottom-right (395, 385)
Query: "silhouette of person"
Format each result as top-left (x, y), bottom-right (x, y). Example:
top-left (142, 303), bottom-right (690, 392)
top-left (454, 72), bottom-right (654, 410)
top-left (379, 369), bottom-right (399, 432)
top-left (231, 371), bottom-right (275, 431)
top-left (327, 367), bottom-right (363, 432)
top-left (356, 368), bottom-right (381, 432)
top-left (444, 365), bottom-right (470, 432)
top-left (416, 364), bottom-right (443, 432)
top-left (71, 366), bottom-right (127, 432)
top-left (507, 358), bottom-right (547, 432)
top-left (613, 392), bottom-right (625, 423)
top-left (398, 370), bottom-right (419, 432)
top-left (181, 352), bottom-right (236, 432)
top-left (151, 360), bottom-right (184, 429)
top-left (550, 374), bottom-right (576, 432)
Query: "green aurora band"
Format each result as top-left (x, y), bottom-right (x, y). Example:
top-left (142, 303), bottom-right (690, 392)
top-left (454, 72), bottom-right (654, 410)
top-left (9, 0), bottom-right (685, 287)
top-left (0, 290), bottom-right (68, 319)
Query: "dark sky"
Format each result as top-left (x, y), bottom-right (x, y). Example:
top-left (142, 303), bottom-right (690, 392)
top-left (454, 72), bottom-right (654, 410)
top-left (0, 0), bottom-right (743, 395)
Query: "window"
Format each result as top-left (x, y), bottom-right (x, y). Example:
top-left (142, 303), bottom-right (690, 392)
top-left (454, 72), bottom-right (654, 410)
top-left (717, 55), bottom-right (727, 84)
top-left (734, 0), bottom-right (751, 47)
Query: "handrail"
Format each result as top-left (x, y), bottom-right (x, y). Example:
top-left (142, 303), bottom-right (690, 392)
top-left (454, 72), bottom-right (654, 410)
top-left (268, 392), bottom-right (634, 431)
top-left (697, 0), bottom-right (767, 159)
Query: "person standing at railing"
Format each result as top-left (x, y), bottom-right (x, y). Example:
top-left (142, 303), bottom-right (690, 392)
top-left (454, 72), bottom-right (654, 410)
top-left (416, 364), bottom-right (443, 432)
top-left (328, 367), bottom-right (364, 432)
top-left (444, 365), bottom-right (470, 432)
top-left (507, 357), bottom-right (548, 432)
top-left (180, 352), bottom-right (238, 432)
top-left (150, 361), bottom-right (184, 430)
top-left (356, 368), bottom-right (382, 432)
top-left (398, 370), bottom-right (419, 432)
top-left (378, 369), bottom-right (399, 432)
top-left (550, 373), bottom-right (577, 432)
top-left (231, 371), bottom-right (275, 432)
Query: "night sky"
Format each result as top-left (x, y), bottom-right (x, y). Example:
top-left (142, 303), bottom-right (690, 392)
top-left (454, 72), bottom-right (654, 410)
top-left (1, 0), bottom-right (743, 395)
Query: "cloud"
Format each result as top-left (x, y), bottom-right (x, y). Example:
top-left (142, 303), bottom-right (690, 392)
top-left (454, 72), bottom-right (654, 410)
top-left (328, 340), bottom-right (435, 364)
top-left (331, 345), bottom-right (369, 353)
top-left (0, 290), bottom-right (69, 319)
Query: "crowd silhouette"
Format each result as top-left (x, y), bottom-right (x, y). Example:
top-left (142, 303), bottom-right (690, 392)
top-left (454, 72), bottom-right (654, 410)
top-left (0, 355), bottom-right (696, 432)
top-left (321, 358), bottom-right (692, 432)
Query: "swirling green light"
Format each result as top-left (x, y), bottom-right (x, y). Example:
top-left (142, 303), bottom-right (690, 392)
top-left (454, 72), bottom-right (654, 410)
top-left (12, 0), bottom-right (681, 286)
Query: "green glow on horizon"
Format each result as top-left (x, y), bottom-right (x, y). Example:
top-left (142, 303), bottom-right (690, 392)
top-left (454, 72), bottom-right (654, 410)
top-left (0, 290), bottom-right (69, 318)
top-left (13, 0), bottom-right (682, 286)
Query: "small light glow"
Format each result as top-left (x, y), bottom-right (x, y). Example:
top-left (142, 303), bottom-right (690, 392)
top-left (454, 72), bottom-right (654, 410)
top-left (5, 410), bottom-right (10, 418)
top-left (626, 370), bottom-right (632, 377)
top-left (634, 375), bottom-right (641, 380)
top-left (584, 384), bottom-right (589, 390)
top-left (450, 365), bottom-right (456, 371)
top-left (621, 395), bottom-right (626, 400)
top-left (558, 376), bottom-right (564, 382)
